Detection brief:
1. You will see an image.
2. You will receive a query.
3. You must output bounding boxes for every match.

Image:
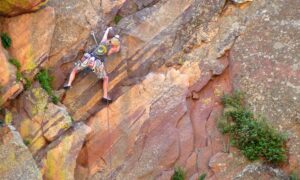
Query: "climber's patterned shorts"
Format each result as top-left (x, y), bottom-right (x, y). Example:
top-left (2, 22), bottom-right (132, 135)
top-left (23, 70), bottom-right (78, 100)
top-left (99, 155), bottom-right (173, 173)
top-left (74, 53), bottom-right (107, 79)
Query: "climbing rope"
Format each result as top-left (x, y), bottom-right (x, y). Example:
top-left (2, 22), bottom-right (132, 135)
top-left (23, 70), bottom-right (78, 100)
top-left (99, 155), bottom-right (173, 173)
top-left (106, 100), bottom-right (112, 180)
top-left (91, 28), bottom-right (113, 179)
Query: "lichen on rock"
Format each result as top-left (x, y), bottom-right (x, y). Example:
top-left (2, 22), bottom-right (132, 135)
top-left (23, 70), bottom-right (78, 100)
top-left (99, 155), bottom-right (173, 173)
top-left (37, 123), bottom-right (91, 180)
top-left (0, 125), bottom-right (42, 180)
top-left (1, 7), bottom-right (55, 79)
top-left (12, 86), bottom-right (75, 154)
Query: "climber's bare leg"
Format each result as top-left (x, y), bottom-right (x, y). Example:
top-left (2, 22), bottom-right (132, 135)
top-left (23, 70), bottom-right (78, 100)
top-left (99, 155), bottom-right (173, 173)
top-left (68, 68), bottom-right (78, 86)
top-left (64, 56), bottom-right (87, 89)
top-left (102, 75), bottom-right (109, 99)
top-left (64, 68), bottom-right (78, 89)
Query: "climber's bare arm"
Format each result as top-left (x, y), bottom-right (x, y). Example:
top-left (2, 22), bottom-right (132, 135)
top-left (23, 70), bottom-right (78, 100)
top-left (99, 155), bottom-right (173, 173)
top-left (101, 27), bottom-right (112, 43)
top-left (108, 46), bottom-right (120, 56)
top-left (115, 45), bottom-right (120, 53)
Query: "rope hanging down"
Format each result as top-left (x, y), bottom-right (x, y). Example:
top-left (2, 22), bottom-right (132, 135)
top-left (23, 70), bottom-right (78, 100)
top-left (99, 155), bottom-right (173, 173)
top-left (106, 101), bottom-right (112, 179)
top-left (91, 29), bottom-right (112, 179)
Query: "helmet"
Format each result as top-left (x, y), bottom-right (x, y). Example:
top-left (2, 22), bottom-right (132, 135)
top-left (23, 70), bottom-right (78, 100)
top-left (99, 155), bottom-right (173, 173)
top-left (110, 36), bottom-right (120, 46)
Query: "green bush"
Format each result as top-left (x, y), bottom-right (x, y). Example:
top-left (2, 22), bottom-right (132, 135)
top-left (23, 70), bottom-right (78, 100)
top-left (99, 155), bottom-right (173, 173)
top-left (221, 91), bottom-right (245, 108)
top-left (36, 69), bottom-right (59, 104)
top-left (114, 14), bottom-right (123, 24)
top-left (16, 71), bottom-right (22, 82)
top-left (51, 95), bottom-right (59, 105)
top-left (198, 173), bottom-right (207, 180)
top-left (9, 58), bottom-right (21, 70)
top-left (8, 58), bottom-right (23, 82)
top-left (290, 172), bottom-right (298, 180)
top-left (36, 69), bottom-right (53, 94)
top-left (1, 33), bottom-right (11, 49)
top-left (23, 139), bottom-right (31, 146)
top-left (171, 167), bottom-right (186, 180)
top-left (218, 91), bottom-right (287, 164)
top-left (24, 77), bottom-right (32, 90)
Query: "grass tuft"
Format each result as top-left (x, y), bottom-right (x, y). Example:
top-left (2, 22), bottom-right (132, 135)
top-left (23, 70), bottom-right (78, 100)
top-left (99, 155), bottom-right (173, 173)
top-left (171, 167), bottom-right (186, 180)
top-left (198, 173), bottom-right (207, 180)
top-left (8, 58), bottom-right (23, 82)
top-left (51, 95), bottom-right (59, 105)
top-left (36, 69), bottom-right (59, 104)
top-left (24, 77), bottom-right (32, 90)
top-left (290, 172), bottom-right (298, 180)
top-left (114, 14), bottom-right (123, 24)
top-left (36, 69), bottom-right (53, 94)
top-left (23, 139), bottom-right (31, 146)
top-left (1, 33), bottom-right (11, 49)
top-left (16, 71), bottom-right (22, 82)
top-left (9, 58), bottom-right (21, 70)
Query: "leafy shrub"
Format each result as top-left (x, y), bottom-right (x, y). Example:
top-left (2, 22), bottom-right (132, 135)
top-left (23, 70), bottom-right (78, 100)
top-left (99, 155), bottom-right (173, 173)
top-left (36, 69), bottom-right (59, 104)
top-left (9, 58), bottom-right (21, 70)
top-left (24, 77), bottom-right (32, 90)
top-left (218, 91), bottom-right (287, 164)
top-left (23, 139), bottom-right (31, 146)
top-left (171, 167), bottom-right (186, 180)
top-left (198, 173), bottom-right (207, 180)
top-left (36, 69), bottom-right (53, 94)
top-left (114, 14), bottom-right (123, 24)
top-left (16, 71), bottom-right (22, 82)
top-left (8, 59), bottom-right (33, 89)
top-left (1, 33), bottom-right (11, 49)
top-left (8, 58), bottom-right (23, 82)
top-left (51, 95), bottom-right (59, 105)
top-left (221, 91), bottom-right (245, 108)
top-left (290, 172), bottom-right (298, 180)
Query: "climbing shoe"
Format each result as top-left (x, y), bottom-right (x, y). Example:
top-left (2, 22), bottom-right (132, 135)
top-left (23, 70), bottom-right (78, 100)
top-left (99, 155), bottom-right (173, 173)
top-left (101, 97), bottom-right (113, 104)
top-left (63, 84), bottom-right (71, 90)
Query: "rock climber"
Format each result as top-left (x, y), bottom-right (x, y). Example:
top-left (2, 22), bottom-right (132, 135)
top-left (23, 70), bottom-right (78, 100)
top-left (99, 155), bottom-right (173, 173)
top-left (63, 27), bottom-right (121, 103)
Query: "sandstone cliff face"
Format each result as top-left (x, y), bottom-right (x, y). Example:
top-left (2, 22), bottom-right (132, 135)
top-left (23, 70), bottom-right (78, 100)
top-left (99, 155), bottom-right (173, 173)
top-left (230, 0), bottom-right (300, 175)
top-left (0, 0), bottom-right (299, 179)
top-left (0, 44), bottom-right (23, 106)
top-left (0, 125), bottom-right (42, 180)
top-left (1, 7), bottom-right (55, 78)
top-left (0, 0), bottom-right (48, 17)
